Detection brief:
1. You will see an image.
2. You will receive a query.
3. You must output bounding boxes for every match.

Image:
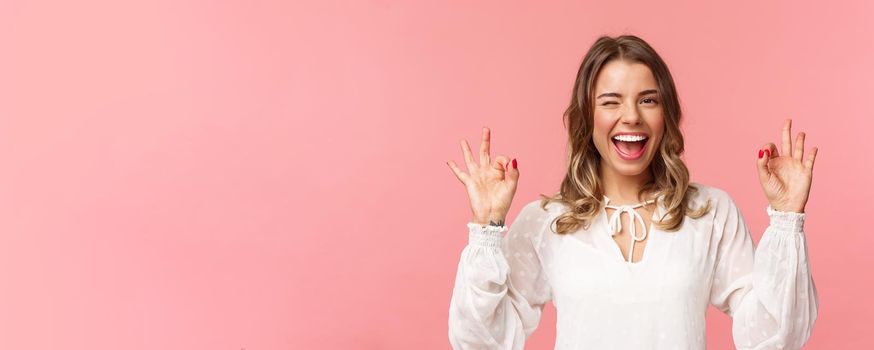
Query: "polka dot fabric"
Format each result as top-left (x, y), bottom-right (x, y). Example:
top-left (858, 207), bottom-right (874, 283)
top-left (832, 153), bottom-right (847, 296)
top-left (448, 182), bottom-right (818, 349)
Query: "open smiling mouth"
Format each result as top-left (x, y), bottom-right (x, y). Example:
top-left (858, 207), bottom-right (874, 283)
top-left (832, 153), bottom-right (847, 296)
top-left (611, 135), bottom-right (648, 160)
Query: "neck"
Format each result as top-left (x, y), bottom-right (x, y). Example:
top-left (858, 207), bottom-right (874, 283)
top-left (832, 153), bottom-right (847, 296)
top-left (599, 163), bottom-right (654, 205)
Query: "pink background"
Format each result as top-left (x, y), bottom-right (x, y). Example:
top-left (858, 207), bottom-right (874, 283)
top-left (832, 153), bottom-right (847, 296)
top-left (2, 0), bottom-right (873, 349)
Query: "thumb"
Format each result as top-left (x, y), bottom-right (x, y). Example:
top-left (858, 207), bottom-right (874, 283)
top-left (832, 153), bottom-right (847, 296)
top-left (756, 146), bottom-right (771, 184)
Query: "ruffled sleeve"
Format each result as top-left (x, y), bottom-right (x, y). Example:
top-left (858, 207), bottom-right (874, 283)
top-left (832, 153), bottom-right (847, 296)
top-left (448, 202), bottom-right (552, 350)
top-left (708, 195), bottom-right (819, 349)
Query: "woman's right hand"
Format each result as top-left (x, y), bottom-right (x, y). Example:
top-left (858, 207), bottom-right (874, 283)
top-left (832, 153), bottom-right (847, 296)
top-left (447, 127), bottom-right (519, 226)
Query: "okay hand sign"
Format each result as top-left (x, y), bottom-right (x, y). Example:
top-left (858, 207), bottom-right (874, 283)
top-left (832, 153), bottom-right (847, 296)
top-left (756, 118), bottom-right (818, 213)
top-left (447, 127), bottom-right (519, 226)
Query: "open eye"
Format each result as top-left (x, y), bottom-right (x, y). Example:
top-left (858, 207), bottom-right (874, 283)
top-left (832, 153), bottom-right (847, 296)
top-left (641, 98), bottom-right (658, 105)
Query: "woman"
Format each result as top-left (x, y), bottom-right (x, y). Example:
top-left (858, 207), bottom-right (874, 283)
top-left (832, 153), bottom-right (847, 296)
top-left (446, 35), bottom-right (819, 349)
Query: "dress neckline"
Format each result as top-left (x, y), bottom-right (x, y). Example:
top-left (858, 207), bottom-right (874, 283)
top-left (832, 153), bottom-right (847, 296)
top-left (602, 195), bottom-right (657, 264)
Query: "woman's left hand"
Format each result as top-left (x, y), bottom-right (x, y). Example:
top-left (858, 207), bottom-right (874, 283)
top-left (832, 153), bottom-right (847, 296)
top-left (756, 118), bottom-right (818, 213)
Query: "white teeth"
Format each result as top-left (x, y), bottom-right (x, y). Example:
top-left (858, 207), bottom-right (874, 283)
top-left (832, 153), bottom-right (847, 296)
top-left (613, 134), bottom-right (648, 142)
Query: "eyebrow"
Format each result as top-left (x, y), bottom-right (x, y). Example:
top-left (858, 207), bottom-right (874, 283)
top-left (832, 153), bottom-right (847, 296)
top-left (596, 89), bottom-right (659, 99)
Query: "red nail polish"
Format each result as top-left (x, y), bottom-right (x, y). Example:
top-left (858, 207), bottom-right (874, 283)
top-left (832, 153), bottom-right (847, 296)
top-left (512, 159), bottom-right (517, 169)
top-left (764, 149), bottom-right (770, 157)
top-left (758, 150), bottom-right (763, 159)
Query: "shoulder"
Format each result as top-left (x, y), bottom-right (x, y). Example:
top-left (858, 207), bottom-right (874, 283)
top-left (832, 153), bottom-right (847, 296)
top-left (519, 198), bottom-right (568, 220)
top-left (688, 181), bottom-right (742, 220)
top-left (690, 182), bottom-right (733, 204)
top-left (510, 198), bottom-right (567, 237)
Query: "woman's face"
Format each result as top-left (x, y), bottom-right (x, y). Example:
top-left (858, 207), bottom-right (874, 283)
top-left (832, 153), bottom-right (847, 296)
top-left (591, 59), bottom-right (665, 177)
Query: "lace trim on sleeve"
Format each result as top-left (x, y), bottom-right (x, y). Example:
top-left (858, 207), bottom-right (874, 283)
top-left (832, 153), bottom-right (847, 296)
top-left (765, 205), bottom-right (806, 233)
top-left (467, 222), bottom-right (507, 248)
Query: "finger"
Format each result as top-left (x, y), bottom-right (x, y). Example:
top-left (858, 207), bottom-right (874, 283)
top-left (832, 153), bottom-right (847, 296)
top-left (480, 127), bottom-right (491, 168)
top-left (794, 131), bottom-right (805, 162)
top-left (493, 155), bottom-right (511, 172)
top-left (757, 146), bottom-right (771, 184)
top-left (506, 158), bottom-right (520, 184)
top-left (806, 147), bottom-right (818, 171)
top-left (781, 118), bottom-right (793, 157)
top-left (764, 142), bottom-right (779, 158)
top-left (760, 142), bottom-right (775, 171)
top-left (460, 139), bottom-right (477, 172)
top-left (446, 160), bottom-right (469, 184)
top-left (492, 155), bottom-right (510, 181)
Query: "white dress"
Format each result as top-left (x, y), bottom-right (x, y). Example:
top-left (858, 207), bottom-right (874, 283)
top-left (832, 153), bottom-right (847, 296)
top-left (448, 182), bottom-right (818, 349)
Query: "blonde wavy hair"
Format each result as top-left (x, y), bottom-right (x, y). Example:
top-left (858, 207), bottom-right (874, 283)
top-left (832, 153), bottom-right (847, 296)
top-left (539, 34), bottom-right (712, 235)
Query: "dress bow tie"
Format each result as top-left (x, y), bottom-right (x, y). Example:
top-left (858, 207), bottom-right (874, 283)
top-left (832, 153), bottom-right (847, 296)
top-left (604, 195), bottom-right (655, 264)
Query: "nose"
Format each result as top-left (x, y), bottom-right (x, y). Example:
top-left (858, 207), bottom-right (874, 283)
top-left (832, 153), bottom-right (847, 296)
top-left (619, 103), bottom-right (642, 125)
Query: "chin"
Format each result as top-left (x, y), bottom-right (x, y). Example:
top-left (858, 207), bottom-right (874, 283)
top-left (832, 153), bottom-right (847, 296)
top-left (613, 165), bottom-right (650, 176)
top-left (609, 157), bottom-right (653, 176)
